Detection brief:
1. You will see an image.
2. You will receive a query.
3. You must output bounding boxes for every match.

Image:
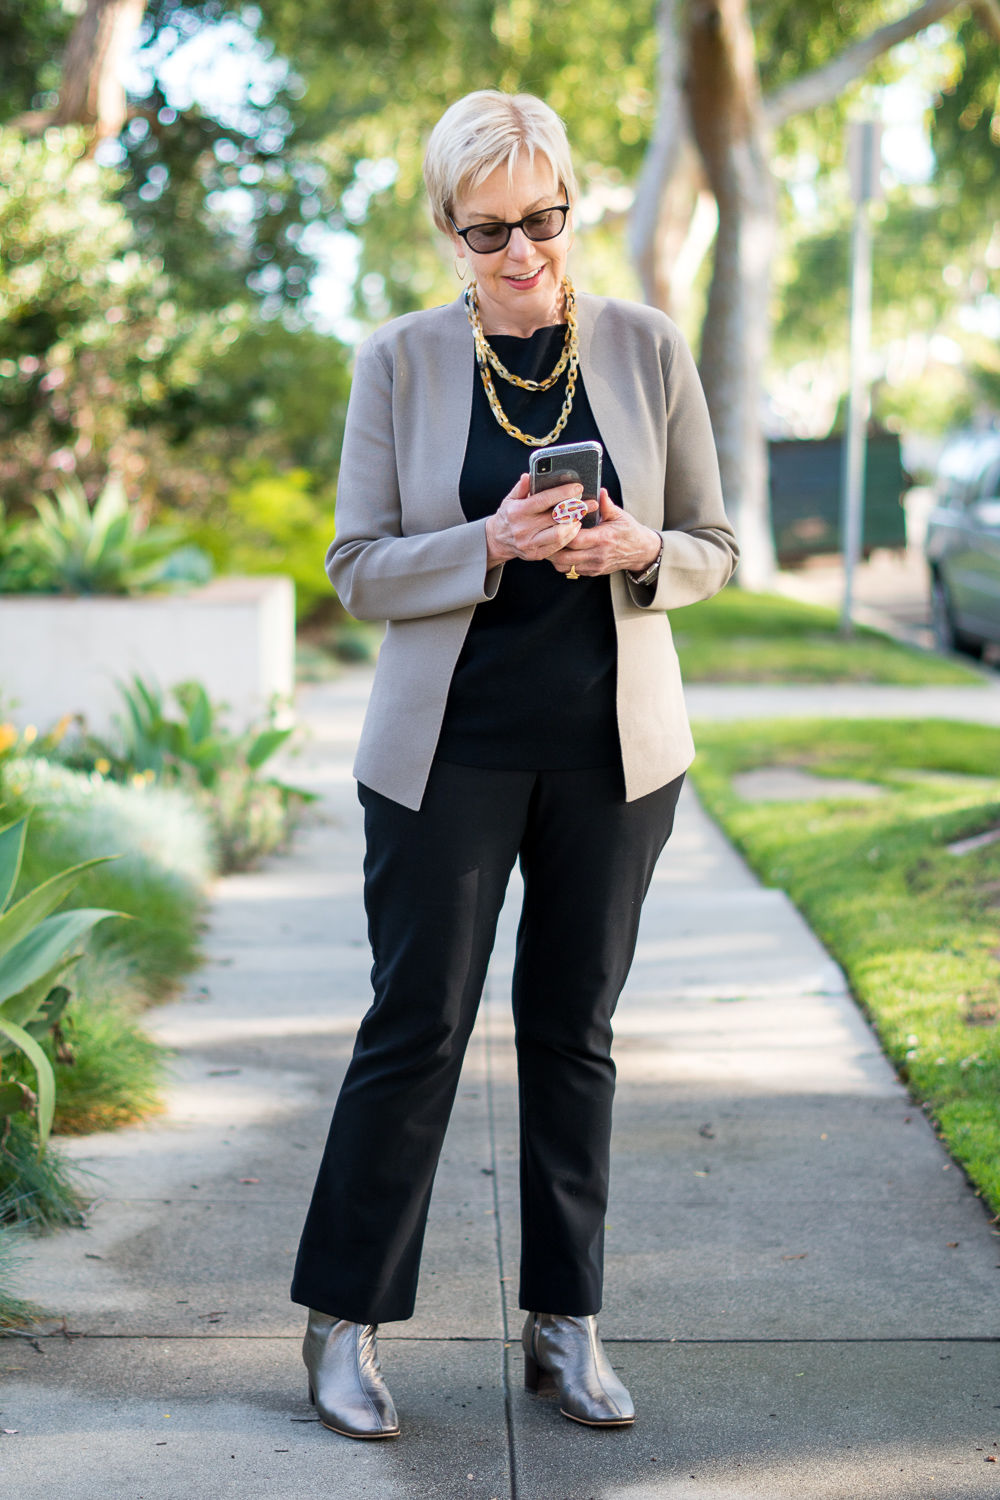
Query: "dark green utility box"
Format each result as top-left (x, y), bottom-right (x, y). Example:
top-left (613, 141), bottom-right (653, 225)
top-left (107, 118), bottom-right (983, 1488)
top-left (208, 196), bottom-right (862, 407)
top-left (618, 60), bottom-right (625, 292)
top-left (768, 434), bottom-right (907, 563)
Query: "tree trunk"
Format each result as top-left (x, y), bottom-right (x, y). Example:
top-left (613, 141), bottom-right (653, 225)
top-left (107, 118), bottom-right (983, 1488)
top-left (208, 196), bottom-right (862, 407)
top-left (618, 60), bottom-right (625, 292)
top-left (687, 0), bottom-right (776, 589)
top-left (629, 0), bottom-right (700, 317)
top-left (632, 136), bottom-right (712, 320)
top-left (52, 0), bottom-right (147, 142)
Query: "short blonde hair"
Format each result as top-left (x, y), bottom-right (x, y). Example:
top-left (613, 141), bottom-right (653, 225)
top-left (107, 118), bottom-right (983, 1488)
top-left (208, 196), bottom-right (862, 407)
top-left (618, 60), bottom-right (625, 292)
top-left (423, 90), bottom-right (578, 234)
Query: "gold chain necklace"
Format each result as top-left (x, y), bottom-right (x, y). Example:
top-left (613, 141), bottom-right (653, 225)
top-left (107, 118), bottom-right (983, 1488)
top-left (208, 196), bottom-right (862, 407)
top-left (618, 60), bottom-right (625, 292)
top-left (464, 277), bottom-right (579, 448)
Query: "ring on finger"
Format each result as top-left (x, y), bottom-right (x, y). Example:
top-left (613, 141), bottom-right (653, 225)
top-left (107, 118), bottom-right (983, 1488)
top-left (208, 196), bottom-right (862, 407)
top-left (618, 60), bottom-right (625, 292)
top-left (551, 499), bottom-right (588, 524)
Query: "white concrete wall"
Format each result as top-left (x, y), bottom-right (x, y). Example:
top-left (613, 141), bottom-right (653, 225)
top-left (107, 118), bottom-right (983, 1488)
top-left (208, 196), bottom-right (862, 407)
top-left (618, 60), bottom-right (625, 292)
top-left (0, 576), bottom-right (295, 735)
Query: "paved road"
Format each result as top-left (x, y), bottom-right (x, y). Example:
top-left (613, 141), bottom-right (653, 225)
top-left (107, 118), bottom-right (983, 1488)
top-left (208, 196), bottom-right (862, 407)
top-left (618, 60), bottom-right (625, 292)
top-left (773, 548), bottom-right (938, 650)
top-left (3, 668), bottom-right (999, 1499)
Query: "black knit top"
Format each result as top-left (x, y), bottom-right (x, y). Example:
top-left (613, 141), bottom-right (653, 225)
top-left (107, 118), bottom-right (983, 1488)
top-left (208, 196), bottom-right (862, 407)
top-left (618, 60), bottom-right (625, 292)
top-left (434, 323), bottom-right (622, 770)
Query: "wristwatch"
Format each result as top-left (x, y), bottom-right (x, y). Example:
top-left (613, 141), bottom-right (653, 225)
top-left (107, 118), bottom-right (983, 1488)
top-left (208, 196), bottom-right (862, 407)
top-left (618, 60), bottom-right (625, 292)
top-left (628, 539), bottom-right (663, 588)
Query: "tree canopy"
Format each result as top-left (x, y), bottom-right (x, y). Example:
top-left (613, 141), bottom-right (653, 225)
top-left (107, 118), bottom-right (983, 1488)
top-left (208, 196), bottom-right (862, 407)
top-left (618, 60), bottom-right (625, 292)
top-left (0, 0), bottom-right (352, 619)
top-left (1, 0), bottom-right (996, 597)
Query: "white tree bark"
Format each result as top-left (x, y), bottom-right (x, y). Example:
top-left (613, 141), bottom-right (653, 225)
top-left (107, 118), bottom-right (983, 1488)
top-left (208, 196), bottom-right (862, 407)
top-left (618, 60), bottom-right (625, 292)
top-left (53, 0), bottom-right (148, 141)
top-left (765, 0), bottom-right (969, 127)
top-left (630, 0), bottom-right (980, 591)
top-left (688, 0), bottom-right (777, 589)
top-left (628, 0), bottom-right (700, 317)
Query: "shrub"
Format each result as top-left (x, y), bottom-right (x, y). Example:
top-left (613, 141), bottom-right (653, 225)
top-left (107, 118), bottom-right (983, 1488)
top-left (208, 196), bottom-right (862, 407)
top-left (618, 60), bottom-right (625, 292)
top-left (0, 502), bottom-right (36, 593)
top-left (208, 765), bottom-right (299, 871)
top-left (184, 465), bottom-right (335, 623)
top-left (1, 757), bottom-right (211, 998)
top-left (22, 972), bottom-right (166, 1137)
top-left (2, 474), bottom-right (213, 596)
top-left (104, 676), bottom-right (292, 789)
top-left (0, 813), bottom-right (121, 1151)
top-left (0, 1196), bottom-right (43, 1327)
top-left (0, 1118), bottom-right (86, 1230)
top-left (89, 676), bottom-right (312, 873)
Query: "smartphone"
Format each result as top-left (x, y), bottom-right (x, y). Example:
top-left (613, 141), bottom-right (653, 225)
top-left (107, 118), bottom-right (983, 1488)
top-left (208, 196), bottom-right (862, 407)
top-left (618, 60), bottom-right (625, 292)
top-left (529, 440), bottom-right (603, 528)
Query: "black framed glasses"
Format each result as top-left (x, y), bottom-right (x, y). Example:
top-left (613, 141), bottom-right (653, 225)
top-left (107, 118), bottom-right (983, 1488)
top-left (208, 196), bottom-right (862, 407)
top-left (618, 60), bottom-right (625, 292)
top-left (448, 203), bottom-right (570, 255)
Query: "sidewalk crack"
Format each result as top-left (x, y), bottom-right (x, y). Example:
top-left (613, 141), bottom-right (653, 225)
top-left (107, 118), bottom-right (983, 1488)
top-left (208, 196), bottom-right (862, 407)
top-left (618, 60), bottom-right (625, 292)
top-left (483, 981), bottom-right (518, 1500)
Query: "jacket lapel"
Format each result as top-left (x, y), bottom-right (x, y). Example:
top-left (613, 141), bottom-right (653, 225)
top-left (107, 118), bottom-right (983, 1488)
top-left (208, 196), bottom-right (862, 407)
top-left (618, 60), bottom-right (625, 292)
top-left (576, 293), bottom-right (652, 524)
top-left (412, 294), bottom-right (476, 531)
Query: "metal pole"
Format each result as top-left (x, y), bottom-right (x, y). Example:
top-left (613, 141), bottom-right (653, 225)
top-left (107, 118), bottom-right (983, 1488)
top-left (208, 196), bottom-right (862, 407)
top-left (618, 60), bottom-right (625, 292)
top-left (840, 203), bottom-right (873, 636)
top-left (840, 119), bottom-right (881, 638)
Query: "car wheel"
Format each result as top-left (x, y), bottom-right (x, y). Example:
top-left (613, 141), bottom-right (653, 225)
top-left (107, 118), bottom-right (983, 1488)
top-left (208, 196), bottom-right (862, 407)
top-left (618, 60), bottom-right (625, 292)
top-left (931, 573), bottom-right (984, 659)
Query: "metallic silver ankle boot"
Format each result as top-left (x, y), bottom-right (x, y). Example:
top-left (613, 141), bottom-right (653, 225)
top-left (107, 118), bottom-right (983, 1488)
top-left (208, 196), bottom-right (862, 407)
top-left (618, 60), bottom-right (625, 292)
top-left (303, 1311), bottom-right (400, 1439)
top-left (522, 1312), bottom-right (635, 1427)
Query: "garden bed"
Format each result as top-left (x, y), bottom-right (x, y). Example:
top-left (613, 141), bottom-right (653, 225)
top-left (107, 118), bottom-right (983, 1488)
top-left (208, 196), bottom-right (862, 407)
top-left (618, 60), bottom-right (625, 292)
top-left (0, 678), bottom-right (310, 1323)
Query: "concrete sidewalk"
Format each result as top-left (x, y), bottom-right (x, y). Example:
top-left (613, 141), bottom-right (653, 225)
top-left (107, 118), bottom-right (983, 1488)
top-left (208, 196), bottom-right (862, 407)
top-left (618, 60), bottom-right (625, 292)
top-left (3, 667), bottom-right (999, 1499)
top-left (685, 677), bottom-right (1000, 727)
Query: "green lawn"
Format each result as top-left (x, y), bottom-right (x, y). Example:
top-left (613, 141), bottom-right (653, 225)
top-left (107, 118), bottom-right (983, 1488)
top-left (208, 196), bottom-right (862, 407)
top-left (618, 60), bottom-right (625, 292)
top-left (672, 589), bottom-right (985, 684)
top-left (688, 716), bottom-right (1000, 1212)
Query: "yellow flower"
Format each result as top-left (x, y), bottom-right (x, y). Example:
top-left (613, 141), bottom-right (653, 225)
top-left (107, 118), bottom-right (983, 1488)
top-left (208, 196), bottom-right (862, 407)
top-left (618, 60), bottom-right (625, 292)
top-left (22, 724), bottom-right (38, 745)
top-left (95, 758), bottom-right (111, 776)
top-left (49, 713), bottom-right (73, 744)
top-left (143, 769), bottom-right (156, 783)
top-left (131, 773), bottom-right (146, 789)
top-left (0, 724), bottom-right (18, 755)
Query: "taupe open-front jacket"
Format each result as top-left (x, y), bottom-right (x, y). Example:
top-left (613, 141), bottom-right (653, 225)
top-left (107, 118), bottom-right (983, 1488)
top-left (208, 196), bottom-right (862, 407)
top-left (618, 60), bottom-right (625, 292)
top-left (327, 291), bottom-right (738, 810)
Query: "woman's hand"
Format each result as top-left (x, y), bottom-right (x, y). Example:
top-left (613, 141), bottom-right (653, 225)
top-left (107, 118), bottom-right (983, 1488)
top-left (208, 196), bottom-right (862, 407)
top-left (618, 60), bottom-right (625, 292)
top-left (485, 474), bottom-right (598, 569)
top-left (549, 491), bottom-right (662, 578)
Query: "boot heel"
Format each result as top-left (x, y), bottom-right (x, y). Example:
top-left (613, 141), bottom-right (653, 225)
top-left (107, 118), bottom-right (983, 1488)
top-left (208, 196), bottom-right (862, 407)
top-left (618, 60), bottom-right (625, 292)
top-left (308, 1382), bottom-right (316, 1406)
top-left (523, 1349), bottom-right (556, 1395)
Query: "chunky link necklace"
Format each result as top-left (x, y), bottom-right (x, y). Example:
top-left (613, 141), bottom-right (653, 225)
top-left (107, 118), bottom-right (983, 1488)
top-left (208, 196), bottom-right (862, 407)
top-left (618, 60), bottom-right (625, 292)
top-left (464, 277), bottom-right (579, 448)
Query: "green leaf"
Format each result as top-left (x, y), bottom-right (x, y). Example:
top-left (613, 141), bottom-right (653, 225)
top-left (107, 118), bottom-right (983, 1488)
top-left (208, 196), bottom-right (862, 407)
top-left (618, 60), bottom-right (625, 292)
top-left (116, 677), bottom-right (163, 766)
top-left (90, 475), bottom-right (127, 534)
top-left (0, 960), bottom-right (79, 1042)
top-left (0, 854), bottom-right (116, 961)
top-left (187, 733), bottom-right (225, 765)
top-left (0, 817), bottom-right (27, 913)
top-left (246, 727), bottom-right (292, 771)
top-left (174, 681), bottom-right (214, 740)
top-left (92, 511), bottom-right (130, 569)
top-left (52, 482), bottom-right (89, 537)
top-left (31, 984), bottom-right (72, 1037)
top-left (0, 1079), bottom-right (35, 1119)
top-left (130, 529), bottom-right (184, 563)
top-left (0, 1015), bottom-right (55, 1148)
top-left (163, 721), bottom-right (191, 760)
top-left (33, 493), bottom-right (60, 533)
top-left (184, 683), bottom-right (213, 745)
top-left (271, 780), bottom-right (318, 804)
top-left (132, 675), bottom-right (163, 722)
top-left (0, 908), bottom-right (120, 1007)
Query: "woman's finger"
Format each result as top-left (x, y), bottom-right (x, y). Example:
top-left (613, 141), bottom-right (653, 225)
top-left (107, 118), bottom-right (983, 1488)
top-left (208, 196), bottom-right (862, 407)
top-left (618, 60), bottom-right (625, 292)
top-left (498, 473), bottom-right (532, 505)
top-left (520, 480), bottom-right (586, 516)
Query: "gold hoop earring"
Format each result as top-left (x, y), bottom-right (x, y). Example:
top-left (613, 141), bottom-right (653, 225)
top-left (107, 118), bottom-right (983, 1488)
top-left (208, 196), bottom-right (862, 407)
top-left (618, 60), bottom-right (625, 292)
top-left (454, 255), bottom-right (468, 281)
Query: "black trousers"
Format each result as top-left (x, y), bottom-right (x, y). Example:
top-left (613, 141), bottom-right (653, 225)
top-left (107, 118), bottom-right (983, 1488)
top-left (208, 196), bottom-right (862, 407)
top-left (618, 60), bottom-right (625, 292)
top-left (291, 759), bottom-right (683, 1324)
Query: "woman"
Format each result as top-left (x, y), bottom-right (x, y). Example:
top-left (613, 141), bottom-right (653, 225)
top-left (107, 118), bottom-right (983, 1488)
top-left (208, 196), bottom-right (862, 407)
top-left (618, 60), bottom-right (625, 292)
top-left (291, 89), bottom-right (738, 1438)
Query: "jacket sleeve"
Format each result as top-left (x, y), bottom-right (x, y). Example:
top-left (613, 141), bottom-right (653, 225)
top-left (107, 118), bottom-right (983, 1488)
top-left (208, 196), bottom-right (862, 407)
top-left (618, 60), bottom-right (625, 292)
top-left (625, 328), bottom-right (739, 611)
top-left (325, 340), bottom-right (502, 622)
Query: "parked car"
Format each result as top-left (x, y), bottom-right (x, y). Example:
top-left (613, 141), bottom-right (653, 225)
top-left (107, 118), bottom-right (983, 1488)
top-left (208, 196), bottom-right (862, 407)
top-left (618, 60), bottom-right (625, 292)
top-left (925, 431), bottom-right (1000, 658)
